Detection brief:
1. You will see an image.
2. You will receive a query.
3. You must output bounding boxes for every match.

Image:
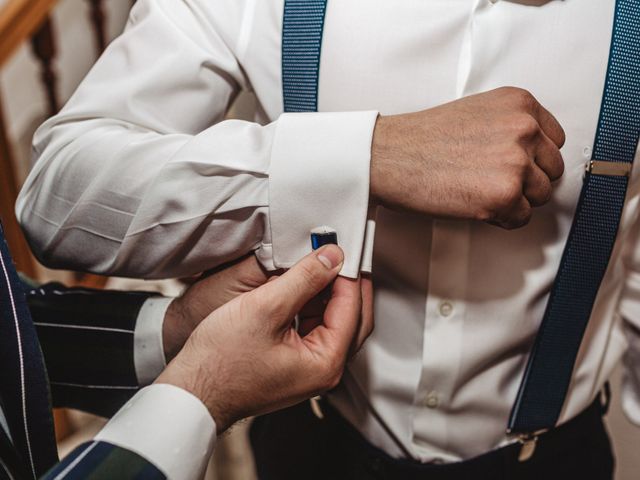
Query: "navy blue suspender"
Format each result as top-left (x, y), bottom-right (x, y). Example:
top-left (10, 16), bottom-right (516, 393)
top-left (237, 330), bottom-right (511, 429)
top-left (507, 0), bottom-right (640, 435)
top-left (282, 0), bottom-right (329, 113)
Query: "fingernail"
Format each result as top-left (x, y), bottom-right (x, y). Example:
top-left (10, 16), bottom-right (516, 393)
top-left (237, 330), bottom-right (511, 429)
top-left (317, 245), bottom-right (343, 270)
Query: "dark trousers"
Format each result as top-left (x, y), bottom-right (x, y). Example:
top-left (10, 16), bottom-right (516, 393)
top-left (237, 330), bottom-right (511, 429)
top-left (250, 399), bottom-right (614, 480)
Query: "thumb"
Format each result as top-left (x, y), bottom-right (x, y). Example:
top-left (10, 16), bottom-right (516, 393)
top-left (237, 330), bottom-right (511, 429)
top-left (261, 245), bottom-right (344, 327)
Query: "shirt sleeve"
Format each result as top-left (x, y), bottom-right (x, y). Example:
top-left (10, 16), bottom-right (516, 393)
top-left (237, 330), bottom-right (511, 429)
top-left (94, 384), bottom-right (216, 480)
top-left (16, 0), bottom-right (376, 280)
top-left (134, 297), bottom-right (173, 386)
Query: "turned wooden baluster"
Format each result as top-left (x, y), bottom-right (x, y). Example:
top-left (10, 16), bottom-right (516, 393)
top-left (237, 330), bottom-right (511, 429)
top-left (87, 0), bottom-right (107, 55)
top-left (31, 16), bottom-right (59, 117)
top-left (0, 97), bottom-right (35, 278)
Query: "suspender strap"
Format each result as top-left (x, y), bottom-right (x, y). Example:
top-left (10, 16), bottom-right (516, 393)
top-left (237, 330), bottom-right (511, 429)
top-left (508, 0), bottom-right (640, 434)
top-left (282, 0), bottom-right (329, 113)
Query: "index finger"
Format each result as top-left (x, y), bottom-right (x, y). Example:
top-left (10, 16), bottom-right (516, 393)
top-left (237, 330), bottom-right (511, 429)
top-left (532, 102), bottom-right (566, 148)
top-left (303, 277), bottom-right (362, 360)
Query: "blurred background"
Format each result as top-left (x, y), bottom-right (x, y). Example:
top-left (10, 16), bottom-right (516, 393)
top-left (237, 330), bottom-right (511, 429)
top-left (0, 1), bottom-right (637, 479)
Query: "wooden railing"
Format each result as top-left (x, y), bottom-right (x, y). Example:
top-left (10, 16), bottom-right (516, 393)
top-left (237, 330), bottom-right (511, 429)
top-left (0, 0), bottom-right (114, 441)
top-left (0, 0), bottom-right (112, 276)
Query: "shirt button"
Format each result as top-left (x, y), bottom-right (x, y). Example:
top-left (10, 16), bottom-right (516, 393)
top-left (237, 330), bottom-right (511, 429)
top-left (424, 392), bottom-right (440, 409)
top-left (439, 301), bottom-right (454, 317)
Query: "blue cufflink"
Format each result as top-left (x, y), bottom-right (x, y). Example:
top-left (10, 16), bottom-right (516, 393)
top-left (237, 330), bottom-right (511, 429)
top-left (310, 226), bottom-right (338, 250)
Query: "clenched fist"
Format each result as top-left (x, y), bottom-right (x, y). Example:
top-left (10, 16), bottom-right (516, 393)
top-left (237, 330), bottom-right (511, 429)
top-left (370, 87), bottom-right (565, 229)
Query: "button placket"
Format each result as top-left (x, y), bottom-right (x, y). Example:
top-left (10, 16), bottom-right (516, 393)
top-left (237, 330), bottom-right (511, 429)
top-left (412, 220), bottom-right (471, 449)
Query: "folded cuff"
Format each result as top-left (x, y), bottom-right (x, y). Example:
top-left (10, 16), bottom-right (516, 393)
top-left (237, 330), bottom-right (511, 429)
top-left (134, 297), bottom-right (173, 386)
top-left (266, 111), bottom-right (379, 278)
top-left (95, 384), bottom-right (216, 480)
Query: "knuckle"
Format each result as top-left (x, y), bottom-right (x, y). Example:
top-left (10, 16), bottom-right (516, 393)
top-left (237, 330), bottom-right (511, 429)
top-left (557, 127), bottom-right (567, 148)
top-left (474, 207), bottom-right (494, 223)
top-left (317, 357), bottom-right (344, 391)
top-left (251, 287), bottom-right (287, 318)
top-left (478, 178), bottom-right (523, 222)
top-left (520, 207), bottom-right (533, 226)
top-left (298, 261), bottom-right (323, 291)
top-left (511, 151), bottom-right (531, 173)
top-left (513, 115), bottom-right (540, 139)
top-left (552, 154), bottom-right (566, 180)
top-left (365, 319), bottom-right (375, 338)
top-left (324, 371), bottom-right (343, 391)
top-left (539, 181), bottom-right (553, 204)
top-left (497, 86), bottom-right (523, 98)
top-left (510, 88), bottom-right (537, 110)
top-left (500, 178), bottom-right (525, 206)
top-left (530, 183), bottom-right (552, 207)
top-left (240, 291), bottom-right (265, 316)
top-left (510, 206), bottom-right (532, 229)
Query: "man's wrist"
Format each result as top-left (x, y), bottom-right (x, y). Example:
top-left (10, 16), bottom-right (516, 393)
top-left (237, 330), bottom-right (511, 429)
top-left (370, 114), bottom-right (394, 207)
top-left (156, 353), bottom-right (233, 433)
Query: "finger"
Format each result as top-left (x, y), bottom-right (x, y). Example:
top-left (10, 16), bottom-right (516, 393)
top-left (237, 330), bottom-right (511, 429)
top-left (533, 131), bottom-right (565, 182)
top-left (531, 102), bottom-right (566, 148)
top-left (298, 314), bottom-right (323, 337)
top-left (351, 274), bottom-right (374, 356)
top-left (259, 245), bottom-right (344, 327)
top-left (304, 277), bottom-right (361, 361)
top-left (523, 164), bottom-right (553, 207)
top-left (298, 294), bottom-right (326, 337)
top-left (492, 195), bottom-right (532, 230)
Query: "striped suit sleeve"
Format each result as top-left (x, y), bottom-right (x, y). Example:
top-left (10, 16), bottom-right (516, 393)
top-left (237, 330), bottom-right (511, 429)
top-left (41, 441), bottom-right (166, 480)
top-left (26, 282), bottom-right (159, 417)
top-left (42, 385), bottom-right (216, 480)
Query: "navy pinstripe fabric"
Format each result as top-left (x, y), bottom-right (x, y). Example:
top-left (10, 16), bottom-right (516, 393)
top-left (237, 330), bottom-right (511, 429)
top-left (43, 441), bottom-right (165, 480)
top-left (509, 0), bottom-right (640, 433)
top-left (0, 224), bottom-right (57, 478)
top-left (28, 283), bottom-right (154, 417)
top-left (282, 0), bottom-right (328, 113)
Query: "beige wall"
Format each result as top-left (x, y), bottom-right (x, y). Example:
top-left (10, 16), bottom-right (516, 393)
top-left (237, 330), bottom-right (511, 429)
top-left (0, 1), bottom-right (638, 478)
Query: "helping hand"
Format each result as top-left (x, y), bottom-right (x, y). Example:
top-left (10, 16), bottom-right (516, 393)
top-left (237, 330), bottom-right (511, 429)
top-left (162, 255), bottom-right (270, 361)
top-left (156, 245), bottom-right (373, 432)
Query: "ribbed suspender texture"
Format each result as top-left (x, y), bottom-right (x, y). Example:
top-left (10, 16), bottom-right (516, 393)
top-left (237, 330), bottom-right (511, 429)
top-left (282, 0), bottom-right (328, 113)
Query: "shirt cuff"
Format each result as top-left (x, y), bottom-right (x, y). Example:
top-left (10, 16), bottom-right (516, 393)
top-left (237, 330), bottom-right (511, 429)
top-left (134, 297), bottom-right (173, 386)
top-left (95, 384), bottom-right (216, 480)
top-left (263, 111), bottom-right (379, 278)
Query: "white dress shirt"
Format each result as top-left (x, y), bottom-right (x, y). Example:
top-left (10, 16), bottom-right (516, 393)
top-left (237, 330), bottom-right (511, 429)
top-left (15, 0), bottom-right (640, 464)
